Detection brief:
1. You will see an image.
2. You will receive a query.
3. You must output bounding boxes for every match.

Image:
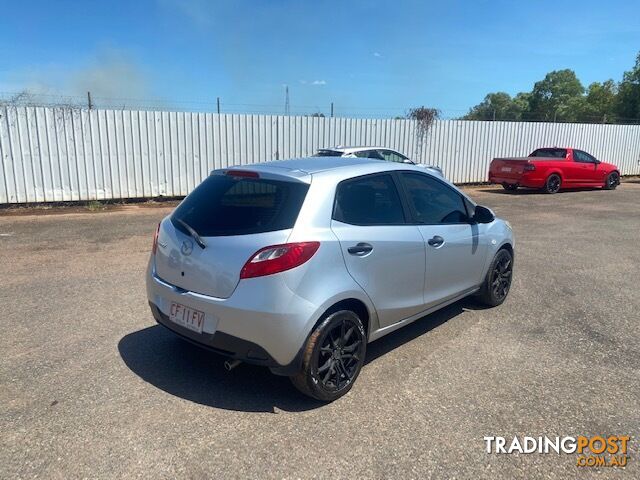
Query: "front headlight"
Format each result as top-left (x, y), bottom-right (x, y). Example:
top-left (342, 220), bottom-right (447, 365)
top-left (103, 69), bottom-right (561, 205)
top-left (504, 220), bottom-right (512, 230)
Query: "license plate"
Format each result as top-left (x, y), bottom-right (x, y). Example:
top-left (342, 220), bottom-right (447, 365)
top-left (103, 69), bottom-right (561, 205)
top-left (169, 302), bottom-right (205, 333)
top-left (501, 166), bottom-right (512, 172)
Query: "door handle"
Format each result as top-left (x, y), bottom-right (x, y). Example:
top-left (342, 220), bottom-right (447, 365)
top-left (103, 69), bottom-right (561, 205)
top-left (348, 242), bottom-right (373, 256)
top-left (428, 236), bottom-right (445, 248)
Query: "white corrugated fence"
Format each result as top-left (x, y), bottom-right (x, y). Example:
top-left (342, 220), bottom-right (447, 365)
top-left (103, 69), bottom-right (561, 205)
top-left (1, 105), bottom-right (639, 203)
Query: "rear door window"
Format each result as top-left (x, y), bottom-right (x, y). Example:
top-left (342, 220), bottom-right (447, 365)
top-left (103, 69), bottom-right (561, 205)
top-left (333, 174), bottom-right (406, 225)
top-left (172, 175), bottom-right (309, 236)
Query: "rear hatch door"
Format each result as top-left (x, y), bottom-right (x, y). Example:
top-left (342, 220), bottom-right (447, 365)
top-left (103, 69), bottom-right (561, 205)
top-left (154, 172), bottom-right (309, 298)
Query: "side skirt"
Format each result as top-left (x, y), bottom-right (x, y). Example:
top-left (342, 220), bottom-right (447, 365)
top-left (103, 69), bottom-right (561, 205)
top-left (367, 287), bottom-right (479, 342)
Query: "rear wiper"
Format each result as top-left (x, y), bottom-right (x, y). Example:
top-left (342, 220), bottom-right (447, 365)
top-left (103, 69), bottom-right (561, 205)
top-left (176, 218), bottom-right (206, 249)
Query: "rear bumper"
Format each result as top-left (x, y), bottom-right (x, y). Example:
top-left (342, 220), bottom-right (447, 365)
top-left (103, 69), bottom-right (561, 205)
top-left (145, 259), bottom-right (317, 374)
top-left (488, 173), bottom-right (545, 188)
top-left (149, 301), bottom-right (288, 369)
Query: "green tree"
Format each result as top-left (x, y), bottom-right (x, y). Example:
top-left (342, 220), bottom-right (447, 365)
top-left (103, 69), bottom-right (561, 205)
top-left (616, 52), bottom-right (640, 122)
top-left (569, 80), bottom-right (618, 123)
top-left (463, 92), bottom-right (526, 121)
top-left (512, 92), bottom-right (532, 116)
top-left (527, 69), bottom-right (584, 121)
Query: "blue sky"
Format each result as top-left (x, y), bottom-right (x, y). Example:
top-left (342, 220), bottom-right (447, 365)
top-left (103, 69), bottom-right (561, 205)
top-left (1, 0), bottom-right (639, 117)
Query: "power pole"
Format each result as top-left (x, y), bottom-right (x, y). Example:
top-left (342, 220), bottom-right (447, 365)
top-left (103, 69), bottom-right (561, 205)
top-left (216, 97), bottom-right (220, 114)
top-left (87, 91), bottom-right (93, 110)
top-left (331, 102), bottom-right (334, 118)
top-left (284, 86), bottom-right (290, 115)
top-left (492, 109), bottom-right (496, 121)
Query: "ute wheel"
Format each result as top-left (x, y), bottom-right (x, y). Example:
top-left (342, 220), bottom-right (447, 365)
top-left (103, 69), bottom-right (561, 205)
top-left (477, 249), bottom-right (513, 307)
top-left (290, 310), bottom-right (366, 402)
top-left (502, 183), bottom-right (518, 191)
top-left (544, 174), bottom-right (561, 194)
top-left (604, 171), bottom-right (619, 190)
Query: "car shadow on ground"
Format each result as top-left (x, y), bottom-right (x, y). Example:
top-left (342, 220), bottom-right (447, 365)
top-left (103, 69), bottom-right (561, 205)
top-left (476, 186), bottom-right (604, 195)
top-left (118, 299), bottom-right (484, 413)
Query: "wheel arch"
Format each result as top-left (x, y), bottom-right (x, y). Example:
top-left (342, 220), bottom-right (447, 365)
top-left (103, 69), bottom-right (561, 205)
top-left (546, 170), bottom-right (563, 180)
top-left (270, 294), bottom-right (374, 377)
top-left (316, 298), bottom-right (371, 340)
top-left (498, 242), bottom-right (513, 255)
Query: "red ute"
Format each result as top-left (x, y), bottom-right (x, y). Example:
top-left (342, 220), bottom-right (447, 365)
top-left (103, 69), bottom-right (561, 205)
top-left (488, 147), bottom-right (620, 194)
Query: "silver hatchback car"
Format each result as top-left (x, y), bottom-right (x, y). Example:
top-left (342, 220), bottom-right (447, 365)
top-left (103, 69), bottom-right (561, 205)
top-left (146, 157), bottom-right (514, 401)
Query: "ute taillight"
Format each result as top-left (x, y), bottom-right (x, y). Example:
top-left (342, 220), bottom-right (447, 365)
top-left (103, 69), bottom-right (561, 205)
top-left (524, 163), bottom-right (536, 171)
top-left (152, 223), bottom-right (160, 255)
top-left (240, 242), bottom-right (320, 279)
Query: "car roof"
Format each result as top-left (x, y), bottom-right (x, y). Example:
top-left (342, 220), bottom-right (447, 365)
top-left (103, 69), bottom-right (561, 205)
top-left (221, 156), bottom-right (440, 181)
top-left (232, 156), bottom-right (386, 174)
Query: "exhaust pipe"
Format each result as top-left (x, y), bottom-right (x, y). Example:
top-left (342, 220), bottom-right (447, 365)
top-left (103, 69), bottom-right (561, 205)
top-left (224, 359), bottom-right (242, 371)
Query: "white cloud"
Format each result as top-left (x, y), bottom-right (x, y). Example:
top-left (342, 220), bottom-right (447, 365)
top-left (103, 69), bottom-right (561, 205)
top-left (311, 80), bottom-right (327, 85)
top-left (373, 52), bottom-right (382, 57)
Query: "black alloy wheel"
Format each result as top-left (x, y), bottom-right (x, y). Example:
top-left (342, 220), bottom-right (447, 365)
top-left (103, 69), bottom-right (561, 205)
top-left (290, 310), bottom-right (366, 402)
top-left (315, 318), bottom-right (363, 391)
top-left (544, 174), bottom-right (561, 194)
top-left (477, 248), bottom-right (514, 307)
top-left (605, 171), bottom-right (619, 190)
top-left (490, 252), bottom-right (512, 303)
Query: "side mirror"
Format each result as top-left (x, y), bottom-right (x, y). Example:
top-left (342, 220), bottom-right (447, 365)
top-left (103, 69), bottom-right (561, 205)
top-left (594, 159), bottom-right (601, 165)
top-left (473, 205), bottom-right (495, 224)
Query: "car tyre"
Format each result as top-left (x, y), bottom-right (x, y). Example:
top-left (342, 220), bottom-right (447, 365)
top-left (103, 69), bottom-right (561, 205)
top-left (477, 248), bottom-right (513, 307)
top-left (544, 174), bottom-right (561, 194)
top-left (290, 310), bottom-right (366, 402)
top-left (502, 183), bottom-right (518, 191)
top-left (604, 171), bottom-right (619, 190)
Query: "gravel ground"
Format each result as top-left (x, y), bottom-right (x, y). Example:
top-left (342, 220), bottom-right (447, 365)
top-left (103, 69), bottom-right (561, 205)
top-left (1, 182), bottom-right (639, 479)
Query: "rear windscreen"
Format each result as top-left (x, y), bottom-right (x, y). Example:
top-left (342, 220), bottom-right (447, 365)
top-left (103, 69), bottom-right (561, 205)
top-left (529, 148), bottom-right (567, 158)
top-left (314, 150), bottom-right (343, 157)
top-left (171, 175), bottom-right (309, 236)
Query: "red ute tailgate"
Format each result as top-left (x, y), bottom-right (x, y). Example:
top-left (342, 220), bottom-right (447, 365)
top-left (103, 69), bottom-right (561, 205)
top-left (489, 158), bottom-right (531, 180)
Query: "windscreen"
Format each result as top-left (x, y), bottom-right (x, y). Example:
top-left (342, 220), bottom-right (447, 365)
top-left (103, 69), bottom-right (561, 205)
top-left (529, 148), bottom-right (567, 158)
top-left (171, 175), bottom-right (309, 236)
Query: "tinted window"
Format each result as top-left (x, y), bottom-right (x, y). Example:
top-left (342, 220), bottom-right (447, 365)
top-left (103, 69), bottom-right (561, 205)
top-left (400, 173), bottom-right (469, 224)
top-left (354, 150), bottom-right (385, 160)
top-left (172, 175), bottom-right (309, 236)
top-left (334, 174), bottom-right (405, 225)
top-left (530, 148), bottom-right (567, 158)
top-left (380, 150), bottom-right (411, 164)
top-left (314, 150), bottom-right (343, 157)
top-left (574, 150), bottom-right (596, 163)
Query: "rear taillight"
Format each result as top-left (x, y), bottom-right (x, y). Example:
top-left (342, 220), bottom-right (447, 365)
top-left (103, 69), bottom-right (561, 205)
top-left (524, 163), bottom-right (536, 171)
top-left (240, 242), bottom-right (320, 279)
top-left (152, 223), bottom-right (160, 255)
